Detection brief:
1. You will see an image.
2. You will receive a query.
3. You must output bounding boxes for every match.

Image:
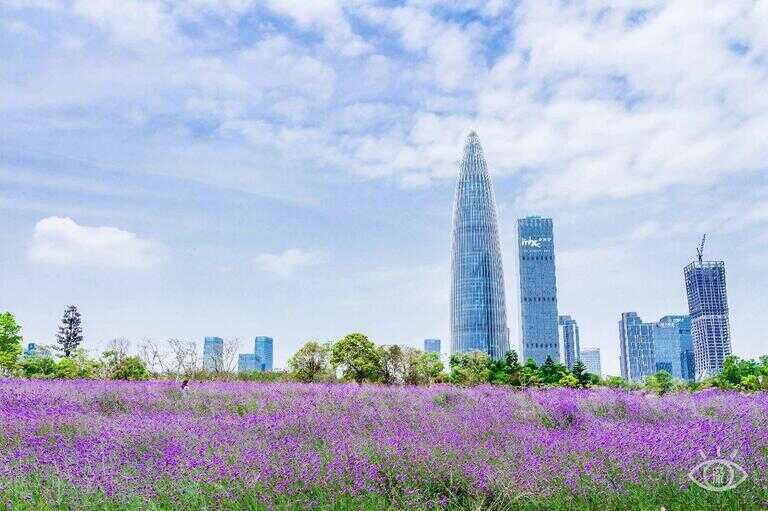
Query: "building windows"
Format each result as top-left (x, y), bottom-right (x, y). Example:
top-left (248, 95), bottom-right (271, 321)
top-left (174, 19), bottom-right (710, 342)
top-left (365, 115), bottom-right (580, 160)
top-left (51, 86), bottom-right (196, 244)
top-left (450, 132), bottom-right (508, 360)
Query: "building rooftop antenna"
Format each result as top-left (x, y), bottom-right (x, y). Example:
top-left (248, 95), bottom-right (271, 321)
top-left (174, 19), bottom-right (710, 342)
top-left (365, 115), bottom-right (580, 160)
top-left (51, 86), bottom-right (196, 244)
top-left (696, 234), bottom-right (707, 264)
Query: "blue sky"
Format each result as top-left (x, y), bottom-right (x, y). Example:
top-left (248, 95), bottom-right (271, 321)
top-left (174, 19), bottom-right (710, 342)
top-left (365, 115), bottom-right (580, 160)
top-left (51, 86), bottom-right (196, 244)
top-left (1, 0), bottom-right (767, 375)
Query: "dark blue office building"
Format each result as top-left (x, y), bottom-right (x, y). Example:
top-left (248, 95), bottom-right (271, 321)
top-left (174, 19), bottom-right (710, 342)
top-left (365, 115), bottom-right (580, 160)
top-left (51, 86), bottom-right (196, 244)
top-left (517, 216), bottom-right (560, 364)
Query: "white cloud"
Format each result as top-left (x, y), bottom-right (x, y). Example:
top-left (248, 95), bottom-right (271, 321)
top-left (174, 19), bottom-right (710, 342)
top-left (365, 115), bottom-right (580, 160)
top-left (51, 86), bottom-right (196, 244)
top-left (3, 0), bottom-right (768, 211)
top-left (28, 217), bottom-right (166, 268)
top-left (71, 0), bottom-right (175, 45)
top-left (264, 0), bottom-right (371, 56)
top-left (253, 248), bottom-right (328, 277)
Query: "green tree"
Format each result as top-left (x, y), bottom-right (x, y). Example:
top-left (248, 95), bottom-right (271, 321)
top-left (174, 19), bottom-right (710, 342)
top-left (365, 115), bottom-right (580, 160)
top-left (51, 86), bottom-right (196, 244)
top-left (488, 350), bottom-right (522, 385)
top-left (404, 351), bottom-right (444, 385)
top-left (520, 358), bottom-right (542, 387)
top-left (71, 348), bottom-right (103, 378)
top-left (572, 360), bottom-right (591, 387)
top-left (0, 311), bottom-right (23, 372)
top-left (54, 357), bottom-right (79, 379)
top-left (646, 370), bottom-right (674, 395)
top-left (288, 340), bottom-right (332, 382)
top-left (558, 372), bottom-right (580, 388)
top-left (739, 374), bottom-right (760, 392)
top-left (539, 356), bottom-right (568, 385)
top-left (111, 356), bottom-right (149, 380)
top-left (504, 350), bottom-right (522, 386)
top-left (330, 333), bottom-right (381, 383)
top-left (449, 351), bottom-right (491, 386)
top-left (488, 358), bottom-right (510, 385)
top-left (20, 355), bottom-right (57, 378)
top-left (715, 355), bottom-right (766, 391)
top-left (103, 349), bottom-right (149, 380)
top-left (378, 345), bottom-right (407, 384)
top-left (603, 375), bottom-right (629, 389)
top-left (53, 349), bottom-right (103, 379)
top-left (56, 305), bottom-right (83, 357)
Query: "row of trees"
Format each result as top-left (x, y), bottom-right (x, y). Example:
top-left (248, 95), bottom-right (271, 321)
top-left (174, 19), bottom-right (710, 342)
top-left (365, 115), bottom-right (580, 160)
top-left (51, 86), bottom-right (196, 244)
top-left (3, 309), bottom-right (768, 392)
top-left (292, 333), bottom-right (598, 388)
top-left (288, 334), bottom-right (444, 384)
top-left (290, 334), bottom-right (768, 393)
top-left (0, 308), bottom-right (150, 380)
top-left (0, 306), bottom-right (84, 370)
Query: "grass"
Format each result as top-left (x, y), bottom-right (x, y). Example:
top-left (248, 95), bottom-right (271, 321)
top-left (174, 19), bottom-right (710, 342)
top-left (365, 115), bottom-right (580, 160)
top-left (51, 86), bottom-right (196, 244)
top-left (1, 478), bottom-right (767, 511)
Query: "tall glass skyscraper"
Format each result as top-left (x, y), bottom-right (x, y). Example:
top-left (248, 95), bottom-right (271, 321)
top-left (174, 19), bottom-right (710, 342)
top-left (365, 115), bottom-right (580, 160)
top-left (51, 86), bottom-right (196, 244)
top-left (238, 353), bottom-right (257, 373)
top-left (203, 336), bottom-right (224, 372)
top-left (450, 131), bottom-right (509, 360)
top-left (618, 312), bottom-right (656, 382)
top-left (423, 339), bottom-right (441, 354)
top-left (652, 315), bottom-right (694, 381)
top-left (517, 216), bottom-right (560, 364)
top-left (557, 315), bottom-right (580, 370)
top-left (254, 336), bottom-right (274, 372)
top-left (684, 259), bottom-right (731, 380)
top-left (580, 347), bottom-right (601, 376)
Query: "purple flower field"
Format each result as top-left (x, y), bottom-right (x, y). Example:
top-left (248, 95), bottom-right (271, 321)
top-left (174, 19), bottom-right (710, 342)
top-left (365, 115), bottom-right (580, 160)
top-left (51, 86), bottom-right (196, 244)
top-left (1, 380), bottom-right (767, 510)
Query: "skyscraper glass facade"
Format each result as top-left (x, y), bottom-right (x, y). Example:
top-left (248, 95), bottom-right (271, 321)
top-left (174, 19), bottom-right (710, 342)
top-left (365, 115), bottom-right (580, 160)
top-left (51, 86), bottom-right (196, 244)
top-left (254, 336), bottom-right (274, 372)
top-left (684, 260), bottom-right (731, 380)
top-left (450, 132), bottom-right (509, 360)
top-left (203, 336), bottom-right (224, 372)
top-left (558, 315), bottom-right (580, 370)
top-left (580, 347), bottom-right (601, 376)
top-left (652, 315), bottom-right (694, 381)
top-left (618, 312), bottom-right (655, 382)
top-left (517, 216), bottom-right (560, 364)
top-left (238, 353), bottom-right (257, 373)
top-left (423, 339), bottom-right (441, 354)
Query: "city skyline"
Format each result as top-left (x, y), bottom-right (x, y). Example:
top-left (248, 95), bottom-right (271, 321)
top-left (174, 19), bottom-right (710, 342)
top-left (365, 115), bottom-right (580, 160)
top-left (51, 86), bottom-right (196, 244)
top-left (2, 2), bottom-right (767, 377)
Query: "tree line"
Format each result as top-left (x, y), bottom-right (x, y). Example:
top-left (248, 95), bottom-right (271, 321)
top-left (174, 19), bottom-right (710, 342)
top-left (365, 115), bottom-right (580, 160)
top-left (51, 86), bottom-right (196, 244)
top-left (1, 309), bottom-right (767, 392)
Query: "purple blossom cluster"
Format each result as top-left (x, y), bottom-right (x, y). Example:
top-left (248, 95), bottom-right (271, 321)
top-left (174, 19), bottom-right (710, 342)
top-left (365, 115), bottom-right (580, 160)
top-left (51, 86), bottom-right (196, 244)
top-left (0, 380), bottom-right (766, 506)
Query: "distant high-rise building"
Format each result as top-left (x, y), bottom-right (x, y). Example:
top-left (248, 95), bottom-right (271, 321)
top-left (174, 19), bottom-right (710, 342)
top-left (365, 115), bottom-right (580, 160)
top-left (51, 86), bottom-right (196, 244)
top-left (254, 336), bottom-right (274, 372)
top-left (652, 315), bottom-right (695, 381)
top-left (618, 312), bottom-right (655, 382)
top-left (203, 337), bottom-right (224, 372)
top-left (580, 347), bottom-right (602, 376)
top-left (238, 353), bottom-right (258, 373)
top-left (558, 315), bottom-right (580, 370)
top-left (684, 258), bottom-right (731, 380)
top-left (450, 131), bottom-right (509, 360)
top-left (423, 339), bottom-right (441, 354)
top-left (517, 216), bottom-right (560, 364)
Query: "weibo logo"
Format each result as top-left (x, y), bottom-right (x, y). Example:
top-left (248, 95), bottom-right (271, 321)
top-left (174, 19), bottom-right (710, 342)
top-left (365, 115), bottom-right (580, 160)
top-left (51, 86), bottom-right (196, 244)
top-left (688, 447), bottom-right (748, 492)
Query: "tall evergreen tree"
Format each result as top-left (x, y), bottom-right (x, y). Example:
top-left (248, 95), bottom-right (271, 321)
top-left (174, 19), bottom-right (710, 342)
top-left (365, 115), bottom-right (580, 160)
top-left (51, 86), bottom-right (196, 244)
top-left (56, 305), bottom-right (83, 357)
top-left (572, 360), bottom-right (590, 387)
top-left (504, 350), bottom-right (522, 386)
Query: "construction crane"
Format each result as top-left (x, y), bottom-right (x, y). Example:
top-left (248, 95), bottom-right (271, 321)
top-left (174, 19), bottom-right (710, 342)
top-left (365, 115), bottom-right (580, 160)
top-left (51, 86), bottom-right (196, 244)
top-left (696, 234), bottom-right (707, 264)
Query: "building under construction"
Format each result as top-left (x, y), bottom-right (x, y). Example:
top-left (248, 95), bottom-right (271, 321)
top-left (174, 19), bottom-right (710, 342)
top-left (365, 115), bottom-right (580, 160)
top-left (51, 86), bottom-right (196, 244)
top-left (683, 236), bottom-right (732, 380)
